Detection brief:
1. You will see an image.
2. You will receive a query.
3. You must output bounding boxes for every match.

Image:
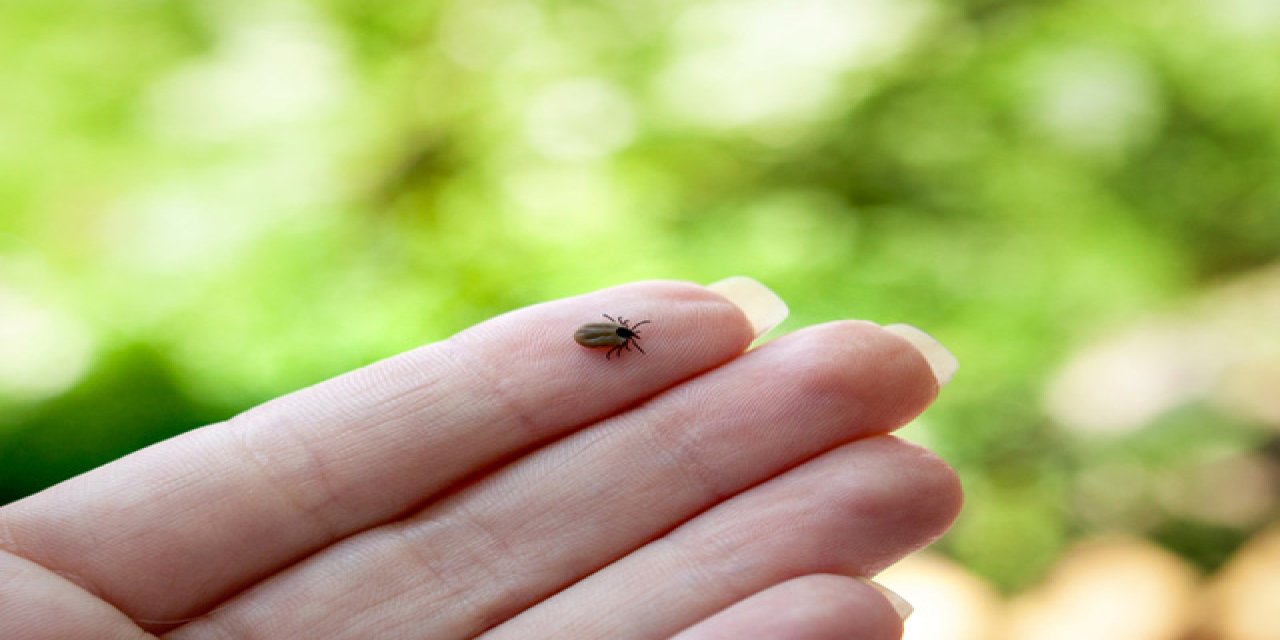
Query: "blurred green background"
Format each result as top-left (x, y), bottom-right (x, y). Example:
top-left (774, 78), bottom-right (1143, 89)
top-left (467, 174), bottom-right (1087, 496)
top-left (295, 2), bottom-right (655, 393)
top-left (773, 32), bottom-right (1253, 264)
top-left (2, 0), bottom-right (1278, 635)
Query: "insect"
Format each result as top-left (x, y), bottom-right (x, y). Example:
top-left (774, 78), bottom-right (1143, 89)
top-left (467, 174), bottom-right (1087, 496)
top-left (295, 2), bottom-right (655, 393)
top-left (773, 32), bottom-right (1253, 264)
top-left (574, 314), bottom-right (651, 360)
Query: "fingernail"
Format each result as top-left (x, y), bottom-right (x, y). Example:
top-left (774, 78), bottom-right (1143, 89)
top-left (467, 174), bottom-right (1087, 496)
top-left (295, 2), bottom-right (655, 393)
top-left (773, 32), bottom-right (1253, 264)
top-left (883, 324), bottom-right (958, 387)
top-left (706, 276), bottom-right (789, 339)
top-left (857, 578), bottom-right (914, 621)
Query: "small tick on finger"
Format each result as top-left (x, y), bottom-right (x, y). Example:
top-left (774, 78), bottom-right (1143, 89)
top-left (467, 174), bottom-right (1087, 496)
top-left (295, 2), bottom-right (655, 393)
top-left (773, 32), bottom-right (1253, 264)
top-left (574, 314), bottom-right (651, 360)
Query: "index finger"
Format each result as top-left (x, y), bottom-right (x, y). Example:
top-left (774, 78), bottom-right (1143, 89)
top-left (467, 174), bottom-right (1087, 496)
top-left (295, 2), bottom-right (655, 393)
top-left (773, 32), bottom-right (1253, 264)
top-left (0, 278), bottom-right (785, 627)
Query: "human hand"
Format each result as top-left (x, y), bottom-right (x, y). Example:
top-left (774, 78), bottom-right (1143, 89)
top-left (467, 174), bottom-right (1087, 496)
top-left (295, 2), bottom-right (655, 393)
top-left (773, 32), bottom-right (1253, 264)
top-left (0, 278), bottom-right (960, 639)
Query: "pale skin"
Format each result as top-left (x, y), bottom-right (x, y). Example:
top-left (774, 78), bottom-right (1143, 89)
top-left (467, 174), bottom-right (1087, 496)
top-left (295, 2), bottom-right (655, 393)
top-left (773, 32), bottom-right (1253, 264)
top-left (0, 281), bottom-right (962, 639)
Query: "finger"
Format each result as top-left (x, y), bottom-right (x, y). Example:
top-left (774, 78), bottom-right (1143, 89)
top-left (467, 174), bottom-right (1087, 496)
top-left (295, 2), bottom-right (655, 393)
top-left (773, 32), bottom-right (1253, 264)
top-left (0, 279), bottom-right (778, 626)
top-left (167, 321), bottom-right (943, 639)
top-left (485, 436), bottom-right (962, 639)
top-left (0, 548), bottom-right (153, 640)
top-left (670, 575), bottom-right (907, 640)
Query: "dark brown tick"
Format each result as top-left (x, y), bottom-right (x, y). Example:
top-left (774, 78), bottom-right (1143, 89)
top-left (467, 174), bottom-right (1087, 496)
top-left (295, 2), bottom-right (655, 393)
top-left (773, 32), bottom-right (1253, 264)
top-left (574, 314), bottom-right (651, 360)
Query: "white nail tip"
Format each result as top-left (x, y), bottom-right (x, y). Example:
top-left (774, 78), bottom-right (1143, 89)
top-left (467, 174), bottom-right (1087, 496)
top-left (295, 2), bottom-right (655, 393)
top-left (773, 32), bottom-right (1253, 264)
top-left (883, 323), bottom-right (958, 387)
top-left (706, 276), bottom-right (789, 339)
top-left (858, 578), bottom-right (915, 621)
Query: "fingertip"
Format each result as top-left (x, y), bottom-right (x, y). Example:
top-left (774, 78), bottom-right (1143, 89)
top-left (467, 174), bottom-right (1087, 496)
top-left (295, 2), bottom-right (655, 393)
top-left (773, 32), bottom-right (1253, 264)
top-left (705, 276), bottom-right (789, 339)
top-left (882, 323), bottom-right (958, 387)
top-left (856, 577), bottom-right (914, 621)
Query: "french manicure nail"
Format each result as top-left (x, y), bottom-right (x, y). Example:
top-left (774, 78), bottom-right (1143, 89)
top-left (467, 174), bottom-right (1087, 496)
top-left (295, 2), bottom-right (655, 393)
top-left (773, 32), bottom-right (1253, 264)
top-left (883, 323), bottom-right (958, 387)
top-left (706, 276), bottom-right (789, 339)
top-left (857, 578), bottom-right (914, 621)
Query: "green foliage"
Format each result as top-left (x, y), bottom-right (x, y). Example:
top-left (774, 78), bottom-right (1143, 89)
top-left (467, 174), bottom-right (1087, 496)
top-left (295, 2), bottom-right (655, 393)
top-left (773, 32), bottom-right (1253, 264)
top-left (2, 0), bottom-right (1278, 590)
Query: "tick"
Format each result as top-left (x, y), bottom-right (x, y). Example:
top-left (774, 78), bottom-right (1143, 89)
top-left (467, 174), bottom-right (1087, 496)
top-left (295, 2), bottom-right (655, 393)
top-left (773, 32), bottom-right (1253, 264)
top-left (574, 314), bottom-right (651, 360)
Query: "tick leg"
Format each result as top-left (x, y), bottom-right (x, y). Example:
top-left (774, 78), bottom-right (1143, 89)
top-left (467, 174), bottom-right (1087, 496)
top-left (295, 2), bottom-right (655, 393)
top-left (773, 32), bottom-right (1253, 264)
top-left (603, 314), bottom-right (617, 323)
top-left (632, 320), bottom-right (651, 330)
top-left (633, 341), bottom-right (645, 354)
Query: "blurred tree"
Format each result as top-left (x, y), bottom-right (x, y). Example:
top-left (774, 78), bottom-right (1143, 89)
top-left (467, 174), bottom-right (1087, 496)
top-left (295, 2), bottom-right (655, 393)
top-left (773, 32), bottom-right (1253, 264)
top-left (1, 0), bottom-right (1277, 593)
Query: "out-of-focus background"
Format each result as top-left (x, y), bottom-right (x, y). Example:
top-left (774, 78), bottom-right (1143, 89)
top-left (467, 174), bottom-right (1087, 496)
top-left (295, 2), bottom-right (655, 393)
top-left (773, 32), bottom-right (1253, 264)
top-left (2, 0), bottom-right (1277, 637)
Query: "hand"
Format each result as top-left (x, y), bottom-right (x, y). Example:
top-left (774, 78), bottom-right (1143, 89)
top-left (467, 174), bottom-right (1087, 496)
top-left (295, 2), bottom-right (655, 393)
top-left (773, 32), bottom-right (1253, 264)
top-left (0, 279), bottom-right (960, 639)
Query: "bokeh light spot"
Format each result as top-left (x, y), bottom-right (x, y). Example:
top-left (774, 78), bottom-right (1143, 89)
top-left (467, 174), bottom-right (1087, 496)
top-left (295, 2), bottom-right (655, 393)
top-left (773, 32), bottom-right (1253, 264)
top-left (0, 287), bottom-right (95, 404)
top-left (1021, 47), bottom-right (1163, 157)
top-left (524, 77), bottom-right (636, 161)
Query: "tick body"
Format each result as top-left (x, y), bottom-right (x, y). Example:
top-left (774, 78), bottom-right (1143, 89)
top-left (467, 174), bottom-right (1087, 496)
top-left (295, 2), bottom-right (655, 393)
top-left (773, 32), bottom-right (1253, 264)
top-left (574, 314), bottom-right (651, 360)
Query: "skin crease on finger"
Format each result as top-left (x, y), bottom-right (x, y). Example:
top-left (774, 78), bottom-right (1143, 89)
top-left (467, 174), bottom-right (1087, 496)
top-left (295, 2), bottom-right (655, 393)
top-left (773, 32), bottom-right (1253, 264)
top-left (0, 549), bottom-right (154, 640)
top-left (0, 281), bottom-right (757, 628)
top-left (162, 322), bottom-right (943, 639)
